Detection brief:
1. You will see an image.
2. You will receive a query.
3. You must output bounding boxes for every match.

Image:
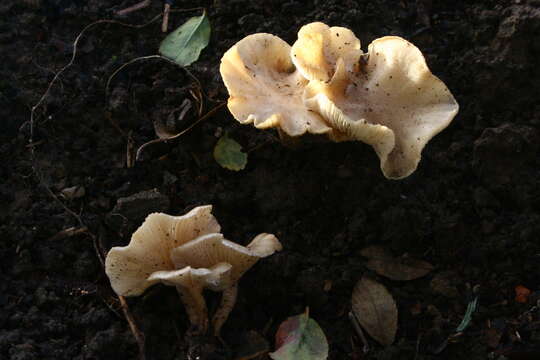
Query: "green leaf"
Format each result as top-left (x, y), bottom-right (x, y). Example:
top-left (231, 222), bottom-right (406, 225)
top-left (270, 310), bottom-right (328, 360)
top-left (456, 296), bottom-right (478, 332)
top-left (159, 11), bottom-right (211, 66)
top-left (213, 134), bottom-right (247, 171)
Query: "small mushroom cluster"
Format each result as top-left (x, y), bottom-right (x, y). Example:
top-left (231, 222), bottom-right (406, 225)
top-left (220, 22), bottom-right (459, 179)
top-left (105, 205), bottom-right (282, 335)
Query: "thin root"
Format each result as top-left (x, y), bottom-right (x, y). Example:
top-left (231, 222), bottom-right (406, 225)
top-left (116, 0), bottom-right (152, 16)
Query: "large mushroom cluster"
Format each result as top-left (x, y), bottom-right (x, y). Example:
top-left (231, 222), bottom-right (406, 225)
top-left (220, 22), bottom-right (459, 179)
top-left (105, 205), bottom-right (282, 335)
top-left (104, 22), bottom-right (460, 343)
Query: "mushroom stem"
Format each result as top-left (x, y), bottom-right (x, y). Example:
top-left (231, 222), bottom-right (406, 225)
top-left (176, 285), bottom-right (209, 334)
top-left (212, 284), bottom-right (238, 336)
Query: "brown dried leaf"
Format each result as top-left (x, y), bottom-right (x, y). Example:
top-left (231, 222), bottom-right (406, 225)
top-left (351, 275), bottom-right (397, 345)
top-left (153, 99), bottom-right (194, 139)
top-left (359, 245), bottom-right (392, 259)
top-left (360, 246), bottom-right (433, 281)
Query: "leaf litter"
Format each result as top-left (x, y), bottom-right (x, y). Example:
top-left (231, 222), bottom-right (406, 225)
top-left (360, 245), bottom-right (434, 281)
top-left (351, 275), bottom-right (398, 346)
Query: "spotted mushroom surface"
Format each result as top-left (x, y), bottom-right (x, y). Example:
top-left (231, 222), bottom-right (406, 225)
top-left (220, 33), bottom-right (331, 136)
top-left (220, 23), bottom-right (459, 179)
top-left (301, 35), bottom-right (459, 179)
top-left (104, 206), bottom-right (221, 296)
top-left (291, 22), bottom-right (363, 83)
top-left (104, 206), bottom-right (282, 334)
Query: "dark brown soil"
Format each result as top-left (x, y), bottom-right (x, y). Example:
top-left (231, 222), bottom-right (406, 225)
top-left (2, 0), bottom-right (540, 359)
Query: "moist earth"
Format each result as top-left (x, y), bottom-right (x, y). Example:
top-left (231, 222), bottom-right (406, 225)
top-left (2, 0), bottom-right (540, 359)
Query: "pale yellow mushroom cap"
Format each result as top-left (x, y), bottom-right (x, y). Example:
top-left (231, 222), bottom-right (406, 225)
top-left (171, 233), bottom-right (282, 285)
top-left (105, 206), bottom-right (221, 296)
top-left (291, 22), bottom-right (362, 82)
top-left (220, 33), bottom-right (331, 136)
top-left (301, 35), bottom-right (459, 179)
top-left (105, 206), bottom-right (282, 335)
top-left (219, 23), bottom-right (458, 179)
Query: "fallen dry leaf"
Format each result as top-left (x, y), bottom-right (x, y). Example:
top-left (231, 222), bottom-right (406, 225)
top-left (351, 275), bottom-right (397, 346)
top-left (153, 99), bottom-right (194, 139)
top-left (359, 246), bottom-right (392, 259)
top-left (360, 246), bottom-right (434, 281)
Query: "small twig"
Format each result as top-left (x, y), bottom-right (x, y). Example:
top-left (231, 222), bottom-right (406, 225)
top-left (116, 0), bottom-right (152, 16)
top-left (127, 130), bottom-right (136, 168)
top-left (100, 296), bottom-right (124, 320)
top-left (182, 67), bottom-right (205, 98)
top-left (30, 153), bottom-right (106, 270)
top-left (188, 87), bottom-right (204, 116)
top-left (162, 2), bottom-right (171, 32)
top-left (106, 51), bottom-right (205, 97)
top-left (105, 111), bottom-right (127, 136)
top-left (116, 0), bottom-right (203, 17)
top-left (414, 333), bottom-right (422, 360)
top-left (106, 55), bottom-right (162, 95)
top-left (119, 295), bottom-right (147, 360)
top-left (135, 102), bottom-right (226, 161)
top-left (92, 236), bottom-right (106, 269)
top-left (95, 233), bottom-right (144, 358)
top-left (39, 172), bottom-right (87, 228)
top-left (47, 226), bottom-right (88, 241)
top-left (30, 45), bottom-right (67, 107)
top-left (26, 140), bottom-right (45, 148)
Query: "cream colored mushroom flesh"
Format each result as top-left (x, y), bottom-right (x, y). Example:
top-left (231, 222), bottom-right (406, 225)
top-left (171, 232), bottom-right (282, 333)
top-left (291, 22), bottom-right (362, 83)
top-left (298, 31), bottom-right (459, 179)
top-left (220, 22), bottom-right (459, 179)
top-left (105, 205), bottom-right (220, 296)
top-left (220, 33), bottom-right (331, 136)
top-left (104, 205), bottom-right (281, 335)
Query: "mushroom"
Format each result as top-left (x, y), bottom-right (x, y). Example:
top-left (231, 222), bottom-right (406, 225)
top-left (293, 23), bottom-right (459, 179)
top-left (291, 22), bottom-right (363, 83)
top-left (220, 23), bottom-right (459, 179)
top-left (219, 33), bottom-right (332, 137)
top-left (105, 205), bottom-right (282, 335)
top-left (171, 232), bottom-right (282, 334)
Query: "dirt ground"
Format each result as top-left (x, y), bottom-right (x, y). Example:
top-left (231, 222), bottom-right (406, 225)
top-left (2, 0), bottom-right (540, 359)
